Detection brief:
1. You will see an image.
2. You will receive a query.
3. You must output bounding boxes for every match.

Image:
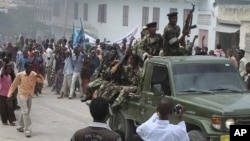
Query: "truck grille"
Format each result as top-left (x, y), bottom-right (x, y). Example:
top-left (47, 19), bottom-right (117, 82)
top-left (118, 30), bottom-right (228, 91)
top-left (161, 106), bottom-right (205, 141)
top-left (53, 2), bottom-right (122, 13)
top-left (236, 117), bottom-right (250, 125)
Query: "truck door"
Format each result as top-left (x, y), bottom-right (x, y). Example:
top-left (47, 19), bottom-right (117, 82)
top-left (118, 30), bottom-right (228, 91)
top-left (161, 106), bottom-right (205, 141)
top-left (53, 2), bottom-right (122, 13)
top-left (139, 63), bottom-right (171, 122)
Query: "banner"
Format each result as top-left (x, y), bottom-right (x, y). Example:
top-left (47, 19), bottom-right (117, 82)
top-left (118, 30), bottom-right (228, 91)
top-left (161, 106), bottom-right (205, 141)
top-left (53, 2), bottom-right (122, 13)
top-left (112, 24), bottom-right (141, 45)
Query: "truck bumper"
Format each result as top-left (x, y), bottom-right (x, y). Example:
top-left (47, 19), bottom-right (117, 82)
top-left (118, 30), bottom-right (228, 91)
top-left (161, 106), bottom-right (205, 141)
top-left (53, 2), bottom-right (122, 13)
top-left (210, 135), bottom-right (229, 141)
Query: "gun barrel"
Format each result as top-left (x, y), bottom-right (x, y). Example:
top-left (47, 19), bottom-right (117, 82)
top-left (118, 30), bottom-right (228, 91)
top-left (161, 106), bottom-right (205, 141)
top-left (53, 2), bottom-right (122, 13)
top-left (189, 25), bottom-right (197, 29)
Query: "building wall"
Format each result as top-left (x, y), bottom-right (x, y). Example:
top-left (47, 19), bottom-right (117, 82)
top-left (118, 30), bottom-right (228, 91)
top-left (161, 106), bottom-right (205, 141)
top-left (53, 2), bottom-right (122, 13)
top-left (217, 5), bottom-right (250, 62)
top-left (197, 0), bottom-right (217, 49)
top-left (241, 21), bottom-right (250, 61)
top-left (52, 0), bottom-right (217, 51)
top-left (218, 5), bottom-right (250, 24)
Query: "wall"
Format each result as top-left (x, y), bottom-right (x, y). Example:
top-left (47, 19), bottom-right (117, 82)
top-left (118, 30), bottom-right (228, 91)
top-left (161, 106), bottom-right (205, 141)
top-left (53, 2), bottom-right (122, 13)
top-left (240, 21), bottom-right (250, 62)
top-left (217, 5), bottom-right (250, 62)
top-left (197, 0), bottom-right (217, 49)
top-left (218, 5), bottom-right (250, 24)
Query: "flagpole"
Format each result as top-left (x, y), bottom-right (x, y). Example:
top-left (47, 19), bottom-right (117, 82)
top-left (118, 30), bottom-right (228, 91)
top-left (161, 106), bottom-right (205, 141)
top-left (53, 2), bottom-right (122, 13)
top-left (63, 0), bottom-right (68, 37)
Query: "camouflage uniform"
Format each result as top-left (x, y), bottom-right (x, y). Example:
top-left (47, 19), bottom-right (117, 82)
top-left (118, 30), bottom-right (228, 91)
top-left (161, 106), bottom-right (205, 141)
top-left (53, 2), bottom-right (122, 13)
top-left (163, 23), bottom-right (183, 56)
top-left (132, 29), bottom-right (149, 54)
top-left (100, 83), bottom-right (122, 103)
top-left (112, 65), bottom-right (142, 106)
top-left (137, 33), bottom-right (163, 60)
top-left (85, 56), bottom-right (115, 98)
top-left (132, 39), bottom-right (142, 55)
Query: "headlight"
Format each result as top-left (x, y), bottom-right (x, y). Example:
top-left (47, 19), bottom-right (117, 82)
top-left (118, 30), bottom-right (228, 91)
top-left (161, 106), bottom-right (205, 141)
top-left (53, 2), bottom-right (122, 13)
top-left (225, 118), bottom-right (235, 129)
top-left (211, 117), bottom-right (221, 130)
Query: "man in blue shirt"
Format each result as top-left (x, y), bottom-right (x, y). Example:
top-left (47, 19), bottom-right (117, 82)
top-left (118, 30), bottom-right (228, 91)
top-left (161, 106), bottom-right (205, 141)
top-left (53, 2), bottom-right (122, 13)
top-left (89, 49), bottom-right (100, 77)
top-left (69, 47), bottom-right (84, 99)
top-left (18, 51), bottom-right (30, 72)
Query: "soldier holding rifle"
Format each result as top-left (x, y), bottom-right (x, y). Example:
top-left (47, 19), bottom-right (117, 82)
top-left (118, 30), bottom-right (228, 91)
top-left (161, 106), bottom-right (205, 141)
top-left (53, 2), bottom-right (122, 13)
top-left (163, 5), bottom-right (196, 56)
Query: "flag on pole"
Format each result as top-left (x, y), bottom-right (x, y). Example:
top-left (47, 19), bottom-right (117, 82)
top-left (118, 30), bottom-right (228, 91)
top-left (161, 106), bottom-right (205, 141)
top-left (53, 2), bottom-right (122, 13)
top-left (73, 18), bottom-right (85, 49)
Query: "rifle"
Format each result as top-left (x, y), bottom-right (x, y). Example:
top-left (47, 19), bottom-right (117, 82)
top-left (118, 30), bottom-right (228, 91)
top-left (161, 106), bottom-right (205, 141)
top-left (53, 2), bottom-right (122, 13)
top-left (181, 4), bottom-right (197, 48)
top-left (111, 36), bottom-right (135, 74)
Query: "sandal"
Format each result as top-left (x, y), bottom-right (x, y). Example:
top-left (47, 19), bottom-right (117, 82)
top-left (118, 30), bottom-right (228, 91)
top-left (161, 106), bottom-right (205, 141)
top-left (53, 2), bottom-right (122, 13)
top-left (9, 122), bottom-right (16, 126)
top-left (17, 127), bottom-right (24, 132)
top-left (57, 96), bottom-right (63, 99)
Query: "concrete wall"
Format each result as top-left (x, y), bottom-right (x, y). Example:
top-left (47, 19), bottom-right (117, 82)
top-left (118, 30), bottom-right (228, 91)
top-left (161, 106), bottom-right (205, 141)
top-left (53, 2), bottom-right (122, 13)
top-left (218, 5), bottom-right (250, 24)
top-left (197, 0), bottom-right (217, 49)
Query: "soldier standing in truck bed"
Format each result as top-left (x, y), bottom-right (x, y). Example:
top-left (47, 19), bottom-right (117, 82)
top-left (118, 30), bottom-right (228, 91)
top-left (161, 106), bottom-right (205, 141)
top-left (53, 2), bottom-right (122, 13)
top-left (132, 25), bottom-right (149, 55)
top-left (163, 12), bottom-right (189, 56)
top-left (137, 22), bottom-right (163, 61)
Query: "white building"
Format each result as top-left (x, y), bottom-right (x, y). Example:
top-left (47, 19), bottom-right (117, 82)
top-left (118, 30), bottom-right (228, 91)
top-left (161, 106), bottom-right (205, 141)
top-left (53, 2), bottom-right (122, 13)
top-left (215, 0), bottom-right (250, 61)
top-left (52, 0), bottom-right (218, 51)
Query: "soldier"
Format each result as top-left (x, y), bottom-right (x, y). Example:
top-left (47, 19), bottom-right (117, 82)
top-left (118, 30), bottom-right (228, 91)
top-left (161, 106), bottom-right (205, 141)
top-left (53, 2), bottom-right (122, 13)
top-left (111, 54), bottom-right (142, 112)
top-left (163, 12), bottom-right (189, 56)
top-left (132, 25), bottom-right (148, 54)
top-left (81, 47), bottom-right (119, 102)
top-left (137, 22), bottom-right (163, 61)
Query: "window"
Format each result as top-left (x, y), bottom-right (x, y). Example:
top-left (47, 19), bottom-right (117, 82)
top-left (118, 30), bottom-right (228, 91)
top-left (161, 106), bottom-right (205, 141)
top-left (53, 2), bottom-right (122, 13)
top-left (153, 7), bottom-right (160, 29)
top-left (170, 8), bottom-right (177, 13)
top-left (84, 3), bottom-right (88, 21)
top-left (245, 33), bottom-right (250, 52)
top-left (123, 6), bottom-right (129, 26)
top-left (43, 10), bottom-right (46, 21)
top-left (98, 4), bottom-right (107, 23)
top-left (142, 7), bottom-right (149, 26)
top-left (198, 14), bottom-right (211, 25)
top-left (151, 66), bottom-right (170, 96)
top-left (74, 2), bottom-right (78, 20)
top-left (53, 0), bottom-right (60, 17)
top-left (173, 63), bottom-right (246, 94)
top-left (49, 10), bottom-right (51, 20)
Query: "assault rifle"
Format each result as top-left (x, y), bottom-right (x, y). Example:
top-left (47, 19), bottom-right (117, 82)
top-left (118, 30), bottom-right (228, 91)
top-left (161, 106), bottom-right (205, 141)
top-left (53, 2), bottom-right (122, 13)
top-left (181, 4), bottom-right (197, 48)
top-left (111, 36), bottom-right (135, 74)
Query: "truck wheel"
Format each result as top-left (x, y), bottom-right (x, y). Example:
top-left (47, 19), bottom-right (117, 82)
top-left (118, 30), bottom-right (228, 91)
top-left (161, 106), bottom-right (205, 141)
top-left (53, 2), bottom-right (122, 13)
top-left (188, 130), bottom-right (208, 141)
top-left (109, 111), bottom-right (135, 141)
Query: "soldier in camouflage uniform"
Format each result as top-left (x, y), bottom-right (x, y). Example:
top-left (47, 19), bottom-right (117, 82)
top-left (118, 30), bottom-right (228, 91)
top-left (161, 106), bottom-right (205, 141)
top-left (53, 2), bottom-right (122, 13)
top-left (81, 47), bottom-right (119, 102)
top-left (111, 54), bottom-right (142, 112)
top-left (163, 12), bottom-right (189, 56)
top-left (132, 26), bottom-right (149, 55)
top-left (137, 22), bottom-right (163, 61)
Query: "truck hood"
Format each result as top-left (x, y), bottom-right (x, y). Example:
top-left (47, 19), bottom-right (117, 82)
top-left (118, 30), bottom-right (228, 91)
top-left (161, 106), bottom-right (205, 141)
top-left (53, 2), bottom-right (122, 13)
top-left (179, 93), bottom-right (250, 116)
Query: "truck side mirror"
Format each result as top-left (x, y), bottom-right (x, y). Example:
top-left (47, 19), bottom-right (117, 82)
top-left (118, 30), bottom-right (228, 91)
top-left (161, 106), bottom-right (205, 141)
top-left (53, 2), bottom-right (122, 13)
top-left (152, 84), bottom-right (163, 96)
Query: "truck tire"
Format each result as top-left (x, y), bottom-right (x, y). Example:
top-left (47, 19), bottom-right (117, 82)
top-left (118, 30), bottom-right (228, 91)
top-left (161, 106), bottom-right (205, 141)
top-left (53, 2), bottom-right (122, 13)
top-left (188, 130), bottom-right (208, 141)
top-left (109, 111), bottom-right (135, 141)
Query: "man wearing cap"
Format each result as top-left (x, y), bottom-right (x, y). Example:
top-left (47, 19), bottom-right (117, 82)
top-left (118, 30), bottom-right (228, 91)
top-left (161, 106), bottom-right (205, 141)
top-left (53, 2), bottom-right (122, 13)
top-left (163, 12), bottom-right (189, 56)
top-left (137, 22), bottom-right (163, 60)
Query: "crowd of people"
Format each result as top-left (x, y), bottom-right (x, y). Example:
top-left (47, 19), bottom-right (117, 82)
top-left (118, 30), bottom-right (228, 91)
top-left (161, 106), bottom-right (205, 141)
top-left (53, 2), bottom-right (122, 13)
top-left (0, 11), bottom-right (250, 141)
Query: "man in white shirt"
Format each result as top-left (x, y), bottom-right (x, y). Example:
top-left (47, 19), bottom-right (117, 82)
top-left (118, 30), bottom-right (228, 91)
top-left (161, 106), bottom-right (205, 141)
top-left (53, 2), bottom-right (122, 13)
top-left (45, 45), bottom-right (53, 86)
top-left (136, 97), bottom-right (189, 141)
top-left (239, 49), bottom-right (247, 78)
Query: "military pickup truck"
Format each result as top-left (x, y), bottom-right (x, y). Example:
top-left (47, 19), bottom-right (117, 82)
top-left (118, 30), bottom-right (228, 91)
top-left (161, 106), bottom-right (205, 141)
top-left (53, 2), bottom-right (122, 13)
top-left (109, 56), bottom-right (250, 141)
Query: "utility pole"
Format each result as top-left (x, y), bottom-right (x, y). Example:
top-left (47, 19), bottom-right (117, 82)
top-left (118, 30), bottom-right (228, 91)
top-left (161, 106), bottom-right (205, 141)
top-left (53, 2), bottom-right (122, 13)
top-left (63, 0), bottom-right (68, 37)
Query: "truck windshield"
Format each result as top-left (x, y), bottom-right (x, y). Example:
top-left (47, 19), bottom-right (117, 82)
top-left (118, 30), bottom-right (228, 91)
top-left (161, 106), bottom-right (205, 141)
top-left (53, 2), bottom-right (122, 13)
top-left (172, 63), bottom-right (247, 94)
